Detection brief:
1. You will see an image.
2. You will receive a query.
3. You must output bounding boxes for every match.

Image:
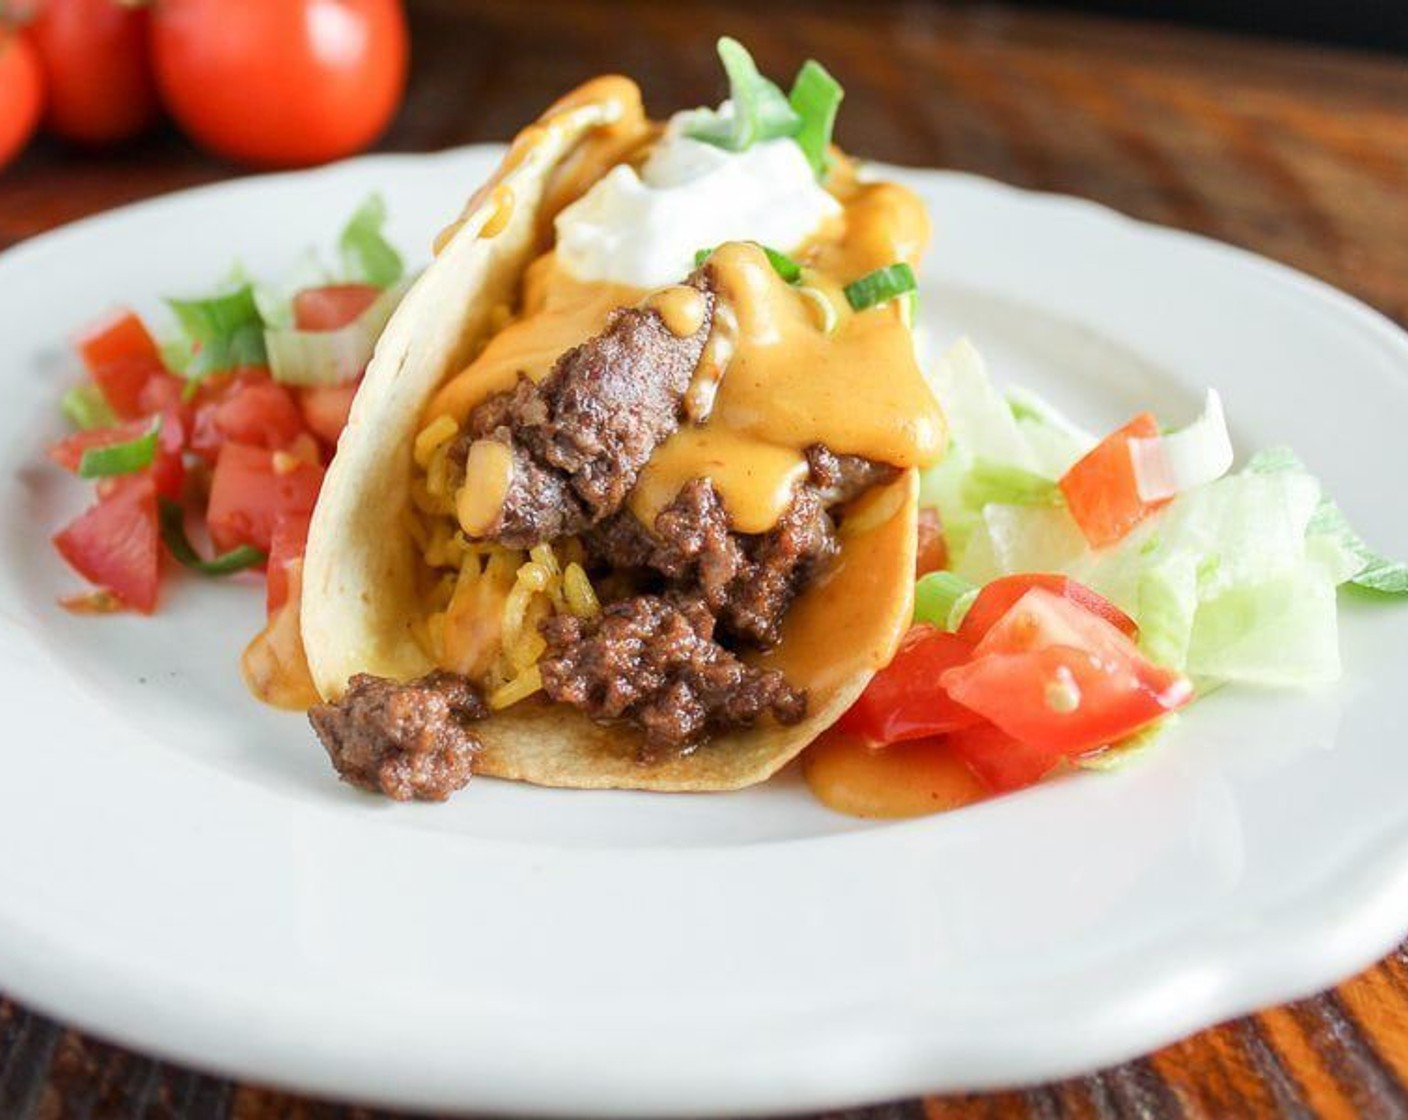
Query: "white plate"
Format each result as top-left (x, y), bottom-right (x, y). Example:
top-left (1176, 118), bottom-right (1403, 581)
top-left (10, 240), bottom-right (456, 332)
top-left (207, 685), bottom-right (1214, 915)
top-left (2, 148), bottom-right (1407, 1117)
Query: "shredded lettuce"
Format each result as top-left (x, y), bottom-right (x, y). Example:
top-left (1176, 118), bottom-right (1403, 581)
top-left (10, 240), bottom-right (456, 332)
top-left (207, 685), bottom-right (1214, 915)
top-left (1187, 561), bottom-right (1341, 685)
top-left (338, 194), bottom-right (404, 290)
top-left (266, 281), bottom-right (407, 387)
top-left (961, 459), bottom-right (1063, 510)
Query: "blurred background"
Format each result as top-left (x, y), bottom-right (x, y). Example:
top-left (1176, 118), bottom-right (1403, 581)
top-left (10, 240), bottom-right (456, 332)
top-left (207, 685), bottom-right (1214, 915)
top-left (1, 0), bottom-right (1406, 324)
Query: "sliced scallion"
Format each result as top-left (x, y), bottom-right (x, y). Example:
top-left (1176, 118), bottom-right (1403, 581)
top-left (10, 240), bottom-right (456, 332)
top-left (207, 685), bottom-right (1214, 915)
top-left (914, 570), bottom-right (975, 629)
top-left (788, 59), bottom-right (843, 179)
top-left (844, 263), bottom-right (917, 311)
top-left (693, 243), bottom-right (801, 284)
top-left (158, 498), bottom-right (267, 576)
top-left (77, 419), bottom-right (161, 479)
top-left (686, 37), bottom-right (801, 152)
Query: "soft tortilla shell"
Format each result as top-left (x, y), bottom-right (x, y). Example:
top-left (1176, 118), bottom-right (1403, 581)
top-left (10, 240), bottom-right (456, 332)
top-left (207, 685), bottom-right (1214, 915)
top-left (301, 93), bottom-right (918, 792)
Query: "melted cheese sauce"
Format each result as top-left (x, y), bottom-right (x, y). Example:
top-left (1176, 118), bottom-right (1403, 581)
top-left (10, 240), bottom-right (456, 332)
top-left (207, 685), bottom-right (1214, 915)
top-left (432, 151), bottom-right (945, 539)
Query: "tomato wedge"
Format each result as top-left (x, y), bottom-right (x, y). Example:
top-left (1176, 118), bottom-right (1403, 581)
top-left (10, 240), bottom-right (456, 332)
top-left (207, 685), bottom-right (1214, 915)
top-left (299, 381), bottom-right (360, 447)
top-left (292, 283), bottom-right (383, 331)
top-left (839, 625), bottom-right (984, 744)
top-left (212, 377), bottom-right (308, 450)
top-left (942, 588), bottom-right (1191, 757)
top-left (1059, 412), bottom-right (1164, 548)
top-left (946, 723), bottom-right (1065, 794)
top-left (53, 474), bottom-right (161, 613)
top-left (957, 573), bottom-right (1136, 645)
top-left (266, 510), bottom-right (312, 616)
top-left (77, 310), bottom-right (170, 420)
top-left (915, 507), bottom-right (948, 577)
top-left (207, 442), bottom-right (324, 554)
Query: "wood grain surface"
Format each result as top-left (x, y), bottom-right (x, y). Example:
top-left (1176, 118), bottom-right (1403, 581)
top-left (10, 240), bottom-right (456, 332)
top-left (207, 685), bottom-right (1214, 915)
top-left (3, 1), bottom-right (1408, 1116)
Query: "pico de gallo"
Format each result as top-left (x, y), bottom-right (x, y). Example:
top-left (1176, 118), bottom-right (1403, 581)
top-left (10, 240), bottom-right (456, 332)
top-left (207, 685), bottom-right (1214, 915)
top-left (48, 196), bottom-right (406, 620)
top-left (806, 338), bottom-right (1408, 818)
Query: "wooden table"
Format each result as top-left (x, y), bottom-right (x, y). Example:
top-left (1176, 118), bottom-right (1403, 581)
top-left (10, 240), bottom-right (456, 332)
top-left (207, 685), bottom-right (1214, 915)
top-left (3, 1), bottom-right (1408, 1115)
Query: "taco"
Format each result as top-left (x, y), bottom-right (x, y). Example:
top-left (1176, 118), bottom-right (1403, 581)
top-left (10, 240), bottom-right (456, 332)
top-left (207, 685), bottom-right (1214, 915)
top-left (299, 41), bottom-right (947, 800)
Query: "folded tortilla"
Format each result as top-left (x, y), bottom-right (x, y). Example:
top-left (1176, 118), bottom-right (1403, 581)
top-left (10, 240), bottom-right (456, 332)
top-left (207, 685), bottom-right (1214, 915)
top-left (300, 78), bottom-right (919, 791)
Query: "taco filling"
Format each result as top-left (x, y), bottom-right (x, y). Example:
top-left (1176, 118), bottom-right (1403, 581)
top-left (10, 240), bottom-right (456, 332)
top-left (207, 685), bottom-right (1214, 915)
top-left (301, 42), bottom-right (946, 800)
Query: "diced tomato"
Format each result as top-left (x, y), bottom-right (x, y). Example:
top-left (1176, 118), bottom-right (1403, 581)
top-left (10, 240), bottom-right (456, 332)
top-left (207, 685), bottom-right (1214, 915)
top-left (942, 588), bottom-right (1191, 757)
top-left (956, 573), bottom-right (1137, 645)
top-left (946, 723), bottom-right (1066, 794)
top-left (48, 412), bottom-right (186, 501)
top-left (77, 310), bottom-right (170, 421)
top-left (839, 625), bottom-right (984, 744)
top-left (915, 507), bottom-right (948, 577)
top-left (266, 511), bottom-right (312, 616)
top-left (53, 474), bottom-right (161, 614)
top-left (212, 377), bottom-right (307, 450)
top-left (207, 441), bottom-right (324, 554)
top-left (292, 283), bottom-right (383, 331)
top-left (1059, 412), bottom-right (1164, 548)
top-left (299, 380), bottom-right (360, 447)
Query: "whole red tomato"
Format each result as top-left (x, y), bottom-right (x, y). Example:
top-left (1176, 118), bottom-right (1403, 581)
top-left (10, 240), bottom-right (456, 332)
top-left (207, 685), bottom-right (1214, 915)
top-left (150, 0), bottom-right (409, 169)
top-left (0, 30), bottom-right (43, 172)
top-left (28, 0), bottom-right (160, 145)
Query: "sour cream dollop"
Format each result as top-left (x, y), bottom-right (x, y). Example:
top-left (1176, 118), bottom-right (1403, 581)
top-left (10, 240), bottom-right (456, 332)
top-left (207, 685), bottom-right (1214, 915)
top-left (555, 112), bottom-right (842, 289)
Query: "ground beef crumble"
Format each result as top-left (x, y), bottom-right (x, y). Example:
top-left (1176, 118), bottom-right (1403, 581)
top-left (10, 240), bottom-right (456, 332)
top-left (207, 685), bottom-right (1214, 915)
top-left (538, 594), bottom-right (806, 754)
top-left (309, 671), bottom-right (487, 801)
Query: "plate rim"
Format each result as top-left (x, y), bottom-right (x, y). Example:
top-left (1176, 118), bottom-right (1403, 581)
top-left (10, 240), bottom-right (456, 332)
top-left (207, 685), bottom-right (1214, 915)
top-left (2, 145), bottom-right (1408, 1115)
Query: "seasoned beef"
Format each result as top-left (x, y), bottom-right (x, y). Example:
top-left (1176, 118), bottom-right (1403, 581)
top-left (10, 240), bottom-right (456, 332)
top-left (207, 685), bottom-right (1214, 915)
top-left (585, 459), bottom-right (876, 646)
top-left (457, 271), bottom-right (714, 546)
top-left (309, 671), bottom-right (486, 801)
top-left (805, 444), bottom-right (900, 505)
top-left (539, 594), bottom-right (806, 754)
top-left (723, 486), bottom-right (837, 646)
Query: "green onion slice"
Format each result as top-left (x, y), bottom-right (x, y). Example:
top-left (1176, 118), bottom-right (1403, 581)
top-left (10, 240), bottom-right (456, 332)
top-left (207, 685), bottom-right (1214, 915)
top-left (62, 384), bottom-right (116, 432)
top-left (693, 243), bottom-right (802, 284)
top-left (265, 280), bottom-right (408, 387)
top-left (844, 263), bottom-right (918, 311)
top-left (78, 419), bottom-right (161, 479)
top-left (158, 498), bottom-right (267, 576)
top-left (686, 37), bottom-right (801, 152)
top-left (166, 284), bottom-right (268, 381)
top-left (788, 60), bottom-right (843, 179)
top-left (339, 194), bottom-right (404, 289)
top-left (914, 570), bottom-right (975, 629)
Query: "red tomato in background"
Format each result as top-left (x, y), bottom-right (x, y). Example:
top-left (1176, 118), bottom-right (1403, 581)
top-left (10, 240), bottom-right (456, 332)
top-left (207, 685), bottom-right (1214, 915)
top-left (53, 474), bottom-right (161, 614)
top-left (0, 31), bottom-right (43, 173)
top-left (28, 0), bottom-right (160, 145)
top-left (207, 442), bottom-right (323, 554)
top-left (840, 626), bottom-right (984, 744)
top-left (956, 573), bottom-right (1137, 645)
top-left (149, 0), bottom-right (409, 169)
